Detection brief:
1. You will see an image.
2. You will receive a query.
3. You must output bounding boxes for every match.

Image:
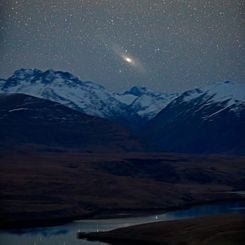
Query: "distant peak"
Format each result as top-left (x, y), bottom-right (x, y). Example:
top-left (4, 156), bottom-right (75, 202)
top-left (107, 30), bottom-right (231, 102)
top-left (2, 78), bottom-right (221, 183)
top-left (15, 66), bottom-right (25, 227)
top-left (204, 80), bottom-right (242, 90)
top-left (11, 68), bottom-right (79, 80)
top-left (3, 68), bottom-right (109, 92)
top-left (219, 80), bottom-right (238, 85)
top-left (45, 69), bottom-right (77, 79)
top-left (180, 80), bottom-right (245, 104)
top-left (126, 86), bottom-right (148, 96)
top-left (9, 68), bottom-right (83, 85)
top-left (12, 68), bottom-right (42, 78)
top-left (222, 80), bottom-right (241, 85)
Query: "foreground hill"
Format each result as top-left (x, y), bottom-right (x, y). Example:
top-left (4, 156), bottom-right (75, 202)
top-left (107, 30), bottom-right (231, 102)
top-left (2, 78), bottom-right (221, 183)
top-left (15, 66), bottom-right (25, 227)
top-left (144, 81), bottom-right (245, 154)
top-left (0, 151), bottom-right (244, 228)
top-left (80, 214), bottom-right (245, 245)
top-left (0, 93), bottom-right (142, 151)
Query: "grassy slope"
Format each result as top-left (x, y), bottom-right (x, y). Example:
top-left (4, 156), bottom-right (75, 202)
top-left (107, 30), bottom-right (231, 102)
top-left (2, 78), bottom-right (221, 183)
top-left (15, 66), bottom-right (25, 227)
top-left (79, 214), bottom-right (245, 245)
top-left (0, 148), bottom-right (245, 228)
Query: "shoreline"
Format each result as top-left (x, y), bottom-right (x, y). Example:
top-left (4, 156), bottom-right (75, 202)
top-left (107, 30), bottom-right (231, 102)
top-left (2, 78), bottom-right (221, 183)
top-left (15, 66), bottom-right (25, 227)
top-left (1, 195), bottom-right (244, 231)
top-left (78, 214), bottom-right (245, 245)
top-left (1, 151), bottom-right (244, 232)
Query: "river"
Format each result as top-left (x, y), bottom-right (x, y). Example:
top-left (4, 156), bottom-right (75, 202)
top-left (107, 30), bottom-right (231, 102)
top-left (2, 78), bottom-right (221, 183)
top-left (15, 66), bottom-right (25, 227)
top-left (0, 200), bottom-right (244, 245)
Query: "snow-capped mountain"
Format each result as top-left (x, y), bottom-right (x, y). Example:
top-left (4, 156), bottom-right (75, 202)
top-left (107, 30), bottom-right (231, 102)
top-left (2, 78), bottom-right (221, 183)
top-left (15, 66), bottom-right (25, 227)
top-left (115, 86), bottom-right (178, 119)
top-left (144, 81), bottom-right (245, 154)
top-left (0, 69), bottom-right (138, 123)
top-left (180, 81), bottom-right (245, 113)
top-left (0, 69), bottom-right (177, 122)
top-left (0, 68), bottom-right (244, 154)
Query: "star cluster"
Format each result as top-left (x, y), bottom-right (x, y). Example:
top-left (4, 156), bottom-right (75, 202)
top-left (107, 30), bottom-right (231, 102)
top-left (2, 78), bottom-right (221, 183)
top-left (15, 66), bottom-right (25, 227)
top-left (0, 0), bottom-right (244, 91)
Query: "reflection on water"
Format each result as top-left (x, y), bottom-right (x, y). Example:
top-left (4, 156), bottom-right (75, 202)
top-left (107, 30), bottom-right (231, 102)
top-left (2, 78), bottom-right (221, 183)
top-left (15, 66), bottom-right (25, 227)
top-left (0, 201), bottom-right (244, 245)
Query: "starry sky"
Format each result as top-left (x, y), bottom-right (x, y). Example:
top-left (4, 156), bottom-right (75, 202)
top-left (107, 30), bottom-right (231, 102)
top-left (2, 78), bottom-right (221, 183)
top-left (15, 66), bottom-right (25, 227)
top-left (0, 0), bottom-right (244, 92)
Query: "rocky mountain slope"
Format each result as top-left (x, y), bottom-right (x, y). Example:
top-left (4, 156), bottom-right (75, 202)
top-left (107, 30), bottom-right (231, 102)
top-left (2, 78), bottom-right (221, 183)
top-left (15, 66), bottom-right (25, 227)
top-left (0, 93), bottom-right (142, 152)
top-left (143, 81), bottom-right (245, 154)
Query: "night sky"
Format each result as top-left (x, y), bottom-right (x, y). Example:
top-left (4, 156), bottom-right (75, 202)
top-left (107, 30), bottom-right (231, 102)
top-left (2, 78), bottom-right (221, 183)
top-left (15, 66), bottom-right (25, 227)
top-left (0, 0), bottom-right (244, 92)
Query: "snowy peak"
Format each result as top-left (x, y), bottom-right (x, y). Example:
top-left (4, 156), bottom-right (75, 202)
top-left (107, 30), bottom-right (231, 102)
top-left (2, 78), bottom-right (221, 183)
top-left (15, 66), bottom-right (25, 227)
top-left (1, 69), bottom-right (179, 121)
top-left (4, 68), bottom-right (103, 89)
top-left (121, 86), bottom-right (168, 97)
top-left (1, 69), bottom-right (243, 124)
top-left (177, 81), bottom-right (245, 114)
top-left (181, 81), bottom-right (245, 103)
top-left (115, 86), bottom-right (178, 119)
top-left (144, 81), bottom-right (245, 154)
top-left (124, 86), bottom-right (149, 96)
top-left (11, 68), bottom-right (42, 79)
top-left (6, 69), bottom-right (100, 88)
top-left (158, 80), bottom-right (245, 128)
top-left (202, 81), bottom-right (245, 103)
top-left (1, 69), bottom-right (132, 121)
top-left (114, 86), bottom-right (152, 105)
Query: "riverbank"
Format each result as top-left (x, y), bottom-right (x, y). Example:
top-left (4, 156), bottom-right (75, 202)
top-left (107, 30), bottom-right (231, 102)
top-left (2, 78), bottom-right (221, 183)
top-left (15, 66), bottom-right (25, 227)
top-left (1, 196), bottom-right (245, 230)
top-left (78, 214), bottom-right (245, 245)
top-left (1, 200), bottom-right (245, 245)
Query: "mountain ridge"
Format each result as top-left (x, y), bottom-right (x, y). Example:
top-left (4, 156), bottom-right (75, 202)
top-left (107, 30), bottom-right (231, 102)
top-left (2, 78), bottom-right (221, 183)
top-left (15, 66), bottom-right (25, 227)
top-left (0, 68), bottom-right (178, 122)
top-left (0, 93), bottom-right (142, 152)
top-left (1, 69), bottom-right (244, 154)
top-left (143, 80), bottom-right (245, 154)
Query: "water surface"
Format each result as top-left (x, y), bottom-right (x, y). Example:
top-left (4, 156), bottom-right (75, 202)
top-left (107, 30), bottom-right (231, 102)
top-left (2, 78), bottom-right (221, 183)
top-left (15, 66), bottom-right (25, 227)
top-left (0, 200), bottom-right (244, 245)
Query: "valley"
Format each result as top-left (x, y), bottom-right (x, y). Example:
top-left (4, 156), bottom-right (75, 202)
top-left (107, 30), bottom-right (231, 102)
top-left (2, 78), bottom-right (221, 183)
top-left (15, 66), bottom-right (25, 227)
top-left (0, 149), bottom-right (244, 229)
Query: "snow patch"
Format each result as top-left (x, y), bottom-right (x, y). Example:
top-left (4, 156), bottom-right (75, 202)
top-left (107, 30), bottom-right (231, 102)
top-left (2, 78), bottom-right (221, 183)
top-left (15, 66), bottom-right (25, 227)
top-left (8, 108), bottom-right (29, 112)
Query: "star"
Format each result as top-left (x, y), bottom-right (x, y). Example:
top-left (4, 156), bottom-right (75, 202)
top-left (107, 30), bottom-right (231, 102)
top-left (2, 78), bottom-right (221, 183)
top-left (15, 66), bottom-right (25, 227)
top-left (154, 47), bottom-right (161, 53)
top-left (0, 0), bottom-right (243, 92)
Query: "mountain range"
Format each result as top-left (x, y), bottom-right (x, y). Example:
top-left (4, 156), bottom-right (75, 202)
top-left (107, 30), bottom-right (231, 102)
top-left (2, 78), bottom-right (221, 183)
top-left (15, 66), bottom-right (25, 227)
top-left (0, 69), bottom-right (176, 124)
top-left (0, 69), bottom-right (244, 154)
